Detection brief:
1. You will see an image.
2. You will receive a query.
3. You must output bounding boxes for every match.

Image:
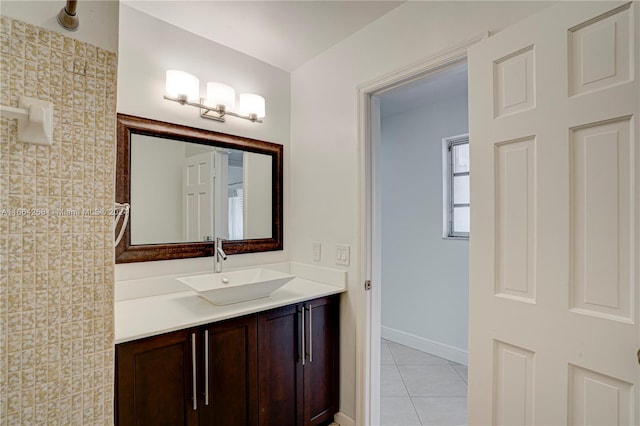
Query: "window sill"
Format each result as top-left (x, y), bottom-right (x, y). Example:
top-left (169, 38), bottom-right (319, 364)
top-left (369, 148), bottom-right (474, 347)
top-left (442, 235), bottom-right (469, 241)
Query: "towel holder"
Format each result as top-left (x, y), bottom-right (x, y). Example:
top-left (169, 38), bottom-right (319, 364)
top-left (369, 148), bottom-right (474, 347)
top-left (0, 96), bottom-right (54, 146)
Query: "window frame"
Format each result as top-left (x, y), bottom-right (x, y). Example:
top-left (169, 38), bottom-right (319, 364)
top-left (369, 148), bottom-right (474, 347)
top-left (442, 133), bottom-right (470, 239)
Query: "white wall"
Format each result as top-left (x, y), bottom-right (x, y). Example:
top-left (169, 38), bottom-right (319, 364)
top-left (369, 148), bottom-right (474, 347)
top-left (380, 89), bottom-right (469, 354)
top-left (130, 134), bottom-right (185, 244)
top-left (115, 5), bottom-right (291, 280)
top-left (290, 1), bottom-right (553, 418)
top-left (117, 4), bottom-right (289, 145)
top-left (0, 0), bottom-right (119, 51)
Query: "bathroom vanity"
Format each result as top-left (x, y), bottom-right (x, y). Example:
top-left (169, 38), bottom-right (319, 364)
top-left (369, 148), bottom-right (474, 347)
top-left (114, 266), bottom-right (344, 426)
top-left (113, 116), bottom-right (342, 424)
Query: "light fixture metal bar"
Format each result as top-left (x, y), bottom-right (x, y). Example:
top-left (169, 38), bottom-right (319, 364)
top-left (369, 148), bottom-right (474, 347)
top-left (220, 109), bottom-right (262, 124)
top-left (199, 106), bottom-right (226, 122)
top-left (163, 95), bottom-right (263, 123)
top-left (162, 95), bottom-right (202, 108)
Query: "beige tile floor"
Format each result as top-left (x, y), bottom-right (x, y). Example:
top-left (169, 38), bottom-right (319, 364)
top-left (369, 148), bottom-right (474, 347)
top-left (379, 339), bottom-right (468, 426)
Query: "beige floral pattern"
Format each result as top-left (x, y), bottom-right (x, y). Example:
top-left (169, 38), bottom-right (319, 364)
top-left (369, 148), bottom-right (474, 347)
top-left (1, 16), bottom-right (116, 425)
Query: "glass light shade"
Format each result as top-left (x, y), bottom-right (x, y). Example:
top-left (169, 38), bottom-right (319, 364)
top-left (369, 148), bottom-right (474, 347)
top-left (205, 82), bottom-right (236, 110)
top-left (165, 70), bottom-right (199, 101)
top-left (239, 94), bottom-right (266, 118)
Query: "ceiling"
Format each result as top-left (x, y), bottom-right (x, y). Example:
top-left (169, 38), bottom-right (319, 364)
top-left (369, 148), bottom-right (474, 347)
top-left (378, 62), bottom-right (469, 119)
top-left (123, 1), bottom-right (405, 72)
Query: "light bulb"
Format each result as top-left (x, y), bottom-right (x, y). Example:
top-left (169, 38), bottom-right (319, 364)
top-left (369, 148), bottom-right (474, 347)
top-left (205, 82), bottom-right (236, 110)
top-left (239, 94), bottom-right (265, 119)
top-left (165, 70), bottom-right (199, 102)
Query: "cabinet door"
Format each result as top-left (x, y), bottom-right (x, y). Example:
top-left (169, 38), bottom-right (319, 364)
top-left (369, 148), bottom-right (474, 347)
top-left (116, 329), bottom-right (198, 426)
top-left (258, 304), bottom-right (304, 426)
top-left (199, 315), bottom-right (258, 426)
top-left (303, 296), bottom-right (340, 426)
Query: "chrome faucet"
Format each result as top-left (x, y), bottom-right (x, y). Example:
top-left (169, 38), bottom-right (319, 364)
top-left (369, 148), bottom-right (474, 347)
top-left (214, 237), bottom-right (227, 273)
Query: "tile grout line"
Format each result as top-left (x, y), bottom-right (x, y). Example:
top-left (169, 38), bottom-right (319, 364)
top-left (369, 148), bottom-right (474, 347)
top-left (448, 360), bottom-right (468, 385)
top-left (388, 341), bottom-right (424, 425)
top-left (384, 340), bottom-right (400, 366)
top-left (384, 340), bottom-right (469, 425)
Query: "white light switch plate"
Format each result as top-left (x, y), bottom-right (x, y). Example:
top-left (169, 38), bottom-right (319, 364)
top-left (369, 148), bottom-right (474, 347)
top-left (335, 244), bottom-right (350, 266)
top-left (312, 242), bottom-right (321, 262)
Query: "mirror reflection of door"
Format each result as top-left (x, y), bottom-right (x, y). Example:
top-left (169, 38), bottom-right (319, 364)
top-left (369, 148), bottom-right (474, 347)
top-left (183, 151), bottom-right (215, 242)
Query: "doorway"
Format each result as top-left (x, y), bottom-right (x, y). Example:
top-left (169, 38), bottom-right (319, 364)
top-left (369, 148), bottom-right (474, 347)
top-left (358, 3), bottom-right (640, 425)
top-left (356, 36), bottom-right (483, 425)
top-left (376, 62), bottom-right (469, 425)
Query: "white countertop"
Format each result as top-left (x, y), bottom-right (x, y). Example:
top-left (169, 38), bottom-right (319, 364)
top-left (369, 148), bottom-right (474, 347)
top-left (115, 262), bottom-right (346, 344)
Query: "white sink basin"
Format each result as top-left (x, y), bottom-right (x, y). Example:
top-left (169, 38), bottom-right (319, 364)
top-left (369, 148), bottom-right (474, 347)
top-left (178, 268), bottom-right (295, 305)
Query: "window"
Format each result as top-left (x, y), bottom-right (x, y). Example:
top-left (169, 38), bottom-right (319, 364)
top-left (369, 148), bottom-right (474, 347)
top-left (443, 134), bottom-right (469, 238)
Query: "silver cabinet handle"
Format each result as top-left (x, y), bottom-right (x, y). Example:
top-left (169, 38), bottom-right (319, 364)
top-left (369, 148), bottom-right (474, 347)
top-left (301, 306), bottom-right (305, 366)
top-left (308, 304), bottom-right (313, 363)
top-left (204, 329), bottom-right (209, 406)
top-left (191, 333), bottom-right (197, 411)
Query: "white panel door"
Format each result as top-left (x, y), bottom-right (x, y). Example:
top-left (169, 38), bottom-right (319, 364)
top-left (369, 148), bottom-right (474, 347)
top-left (468, 2), bottom-right (639, 424)
top-left (183, 152), bottom-right (215, 241)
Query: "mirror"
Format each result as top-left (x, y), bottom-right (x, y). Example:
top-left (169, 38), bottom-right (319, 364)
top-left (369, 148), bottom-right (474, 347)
top-left (116, 114), bottom-right (283, 263)
top-left (130, 136), bottom-right (272, 244)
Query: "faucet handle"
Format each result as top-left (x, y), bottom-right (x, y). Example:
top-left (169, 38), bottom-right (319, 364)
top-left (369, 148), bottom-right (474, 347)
top-left (215, 237), bottom-right (228, 260)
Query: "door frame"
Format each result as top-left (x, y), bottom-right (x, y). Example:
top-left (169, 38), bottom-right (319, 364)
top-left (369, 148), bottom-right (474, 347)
top-left (355, 34), bottom-right (486, 425)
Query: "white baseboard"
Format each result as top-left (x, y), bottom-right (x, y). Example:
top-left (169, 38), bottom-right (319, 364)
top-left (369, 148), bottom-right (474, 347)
top-left (381, 326), bottom-right (468, 366)
top-left (333, 411), bottom-right (355, 426)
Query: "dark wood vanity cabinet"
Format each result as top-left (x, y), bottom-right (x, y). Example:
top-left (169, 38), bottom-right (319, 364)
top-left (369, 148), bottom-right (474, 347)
top-left (258, 296), bottom-right (339, 426)
top-left (199, 315), bottom-right (258, 426)
top-left (115, 328), bottom-right (199, 426)
top-left (301, 297), bottom-right (340, 425)
top-left (115, 296), bottom-right (339, 426)
top-left (258, 304), bottom-right (304, 425)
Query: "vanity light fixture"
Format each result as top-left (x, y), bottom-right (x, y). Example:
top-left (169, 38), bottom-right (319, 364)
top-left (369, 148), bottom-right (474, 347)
top-left (163, 70), bottom-right (265, 123)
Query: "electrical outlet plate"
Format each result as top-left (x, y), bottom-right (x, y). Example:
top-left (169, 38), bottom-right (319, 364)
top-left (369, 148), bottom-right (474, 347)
top-left (335, 244), bottom-right (350, 266)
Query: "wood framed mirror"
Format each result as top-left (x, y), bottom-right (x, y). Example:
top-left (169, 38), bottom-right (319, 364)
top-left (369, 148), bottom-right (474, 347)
top-left (116, 114), bottom-right (283, 263)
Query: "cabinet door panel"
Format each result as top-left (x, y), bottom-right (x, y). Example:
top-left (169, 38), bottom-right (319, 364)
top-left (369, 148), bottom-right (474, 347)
top-left (258, 304), bottom-right (303, 426)
top-left (201, 315), bottom-right (258, 426)
top-left (304, 296), bottom-right (340, 426)
top-left (116, 329), bottom-right (198, 426)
